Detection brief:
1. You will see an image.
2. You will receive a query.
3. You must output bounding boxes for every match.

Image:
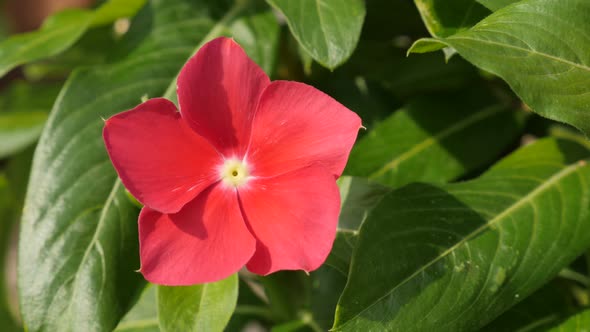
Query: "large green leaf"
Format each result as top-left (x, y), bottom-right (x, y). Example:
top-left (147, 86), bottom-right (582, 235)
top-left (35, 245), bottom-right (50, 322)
top-left (0, 0), bottom-right (145, 78)
top-left (266, 0), bottom-right (365, 69)
top-left (413, 0), bottom-right (490, 37)
top-left (17, 0), bottom-right (274, 330)
top-left (158, 275), bottom-right (238, 332)
top-left (410, 0), bottom-right (590, 136)
top-left (345, 92), bottom-right (526, 188)
top-left (333, 138), bottom-right (590, 331)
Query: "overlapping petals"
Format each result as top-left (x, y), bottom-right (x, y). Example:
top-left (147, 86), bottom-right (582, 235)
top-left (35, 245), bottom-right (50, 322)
top-left (177, 37), bottom-right (270, 158)
top-left (103, 98), bottom-right (222, 214)
top-left (103, 37), bottom-right (361, 285)
top-left (139, 184), bottom-right (255, 285)
top-left (239, 166), bottom-right (341, 275)
top-left (246, 81), bottom-right (362, 178)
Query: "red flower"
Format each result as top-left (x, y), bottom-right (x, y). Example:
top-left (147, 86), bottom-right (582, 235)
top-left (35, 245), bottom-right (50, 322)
top-left (103, 37), bottom-right (361, 285)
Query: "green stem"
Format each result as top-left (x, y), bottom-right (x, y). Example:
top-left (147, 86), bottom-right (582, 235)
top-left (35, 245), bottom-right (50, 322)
top-left (559, 267), bottom-right (590, 287)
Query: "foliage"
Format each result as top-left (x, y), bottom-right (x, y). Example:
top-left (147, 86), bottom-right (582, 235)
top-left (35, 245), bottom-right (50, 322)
top-left (0, 0), bottom-right (588, 331)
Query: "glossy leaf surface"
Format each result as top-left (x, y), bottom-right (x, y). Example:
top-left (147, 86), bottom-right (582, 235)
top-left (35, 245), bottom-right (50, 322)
top-left (158, 275), bottom-right (238, 332)
top-left (17, 0), bottom-right (263, 330)
top-left (334, 138), bottom-right (590, 331)
top-left (345, 93), bottom-right (526, 188)
top-left (266, 0), bottom-right (365, 69)
top-left (411, 0), bottom-right (590, 136)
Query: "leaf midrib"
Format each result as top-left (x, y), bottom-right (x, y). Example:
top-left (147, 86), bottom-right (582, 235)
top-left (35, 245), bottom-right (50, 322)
top-left (336, 160), bottom-right (587, 329)
top-left (63, 180), bottom-right (121, 329)
top-left (447, 35), bottom-right (590, 73)
top-left (369, 105), bottom-right (506, 179)
top-left (314, 0), bottom-right (331, 62)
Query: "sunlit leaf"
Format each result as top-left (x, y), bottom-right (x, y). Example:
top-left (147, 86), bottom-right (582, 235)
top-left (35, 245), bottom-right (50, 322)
top-left (410, 0), bottom-right (590, 136)
top-left (345, 92), bottom-right (526, 188)
top-left (158, 275), bottom-right (238, 332)
top-left (266, 0), bottom-right (365, 69)
top-left (334, 138), bottom-right (590, 331)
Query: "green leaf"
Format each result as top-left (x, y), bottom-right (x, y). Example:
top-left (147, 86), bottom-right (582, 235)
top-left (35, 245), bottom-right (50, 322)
top-left (18, 0), bottom-right (268, 331)
top-left (325, 177), bottom-right (390, 275)
top-left (477, 0), bottom-right (520, 11)
top-left (228, 8), bottom-right (280, 76)
top-left (0, 112), bottom-right (47, 159)
top-left (115, 286), bottom-right (159, 332)
top-left (413, 0), bottom-right (490, 37)
top-left (337, 176), bottom-right (391, 231)
top-left (266, 0), bottom-right (366, 69)
top-left (543, 309), bottom-right (590, 331)
top-left (261, 271), bottom-right (310, 322)
top-left (158, 275), bottom-right (238, 332)
top-left (90, 0), bottom-right (147, 27)
top-left (482, 279), bottom-right (575, 331)
top-left (310, 266), bottom-right (347, 330)
top-left (226, 278), bottom-right (273, 331)
top-left (410, 0), bottom-right (590, 136)
top-left (333, 138), bottom-right (590, 331)
top-left (345, 92), bottom-right (526, 188)
top-left (325, 231), bottom-right (357, 276)
top-left (0, 0), bottom-right (146, 77)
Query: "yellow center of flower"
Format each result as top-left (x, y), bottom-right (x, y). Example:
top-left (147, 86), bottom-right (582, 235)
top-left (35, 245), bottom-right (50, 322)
top-left (220, 159), bottom-right (250, 187)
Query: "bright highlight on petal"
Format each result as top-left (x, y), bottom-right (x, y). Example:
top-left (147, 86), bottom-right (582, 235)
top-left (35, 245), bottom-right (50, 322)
top-left (102, 37), bottom-right (362, 285)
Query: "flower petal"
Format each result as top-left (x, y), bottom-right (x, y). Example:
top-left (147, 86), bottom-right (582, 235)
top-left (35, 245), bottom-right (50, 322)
top-left (139, 183), bottom-right (256, 285)
top-left (103, 98), bottom-right (221, 214)
top-left (247, 81), bottom-right (362, 178)
top-left (238, 166), bottom-right (340, 275)
top-left (177, 37), bottom-right (270, 157)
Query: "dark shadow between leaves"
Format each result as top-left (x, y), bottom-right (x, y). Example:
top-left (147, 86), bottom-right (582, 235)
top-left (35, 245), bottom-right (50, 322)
top-left (401, 89), bottom-right (524, 183)
top-left (430, 0), bottom-right (491, 36)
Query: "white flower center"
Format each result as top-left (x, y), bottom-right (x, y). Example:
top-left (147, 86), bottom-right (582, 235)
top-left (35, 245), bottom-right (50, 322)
top-left (220, 159), bottom-right (250, 187)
